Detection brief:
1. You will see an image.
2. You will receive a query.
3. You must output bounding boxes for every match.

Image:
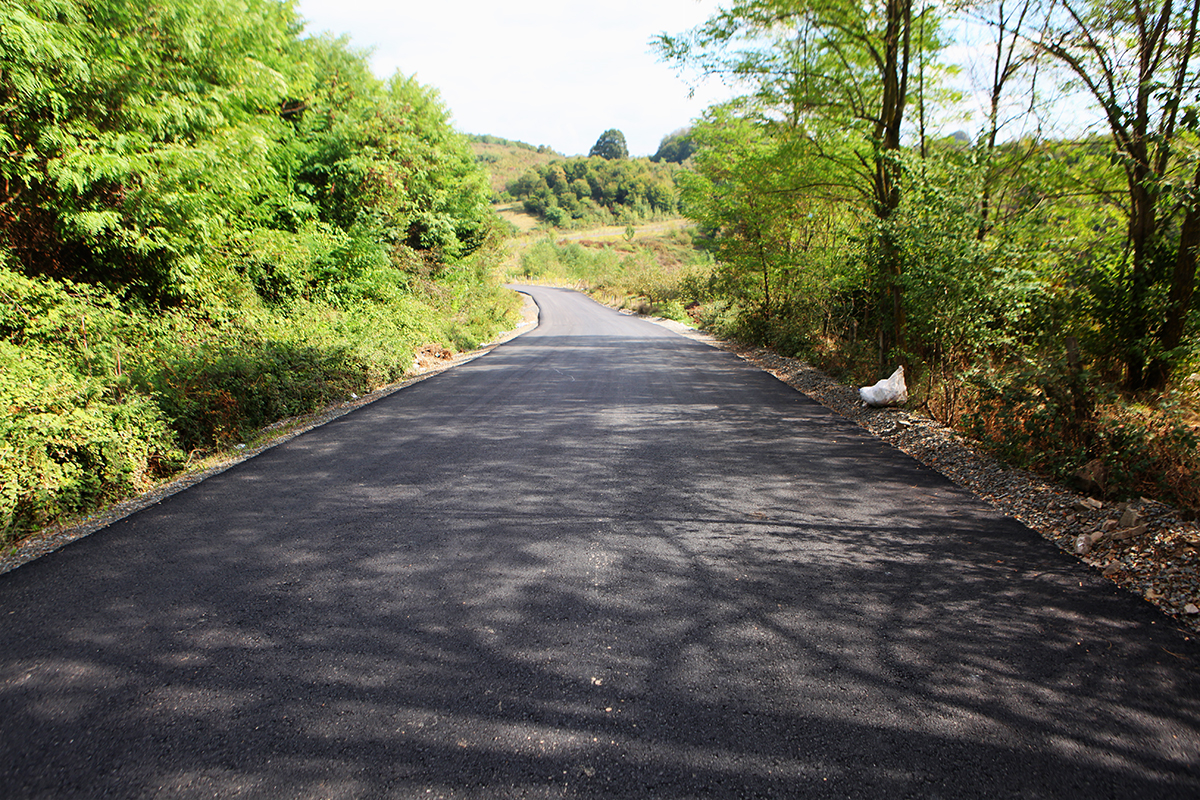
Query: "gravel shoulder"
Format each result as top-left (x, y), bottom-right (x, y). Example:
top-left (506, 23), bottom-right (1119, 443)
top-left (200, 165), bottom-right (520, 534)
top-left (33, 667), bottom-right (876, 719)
top-left (648, 314), bottom-right (1200, 635)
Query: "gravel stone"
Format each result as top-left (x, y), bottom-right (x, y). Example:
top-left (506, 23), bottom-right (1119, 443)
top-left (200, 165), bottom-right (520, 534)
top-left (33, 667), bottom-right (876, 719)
top-left (651, 316), bottom-right (1200, 634)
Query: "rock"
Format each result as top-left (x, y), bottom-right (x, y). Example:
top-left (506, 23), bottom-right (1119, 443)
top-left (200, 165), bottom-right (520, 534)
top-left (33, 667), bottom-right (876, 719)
top-left (1185, 604), bottom-right (1200, 615)
top-left (1103, 561), bottom-right (1122, 577)
top-left (1073, 496), bottom-right (1104, 512)
top-left (1074, 534), bottom-right (1092, 555)
top-left (1112, 524), bottom-right (1149, 541)
top-left (1119, 507), bottom-right (1141, 529)
top-left (1073, 458), bottom-right (1108, 494)
top-left (1102, 519), bottom-right (1119, 532)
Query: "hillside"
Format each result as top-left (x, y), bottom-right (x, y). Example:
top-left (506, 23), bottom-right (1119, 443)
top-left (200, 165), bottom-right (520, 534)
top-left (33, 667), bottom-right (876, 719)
top-left (469, 135), bottom-right (563, 194)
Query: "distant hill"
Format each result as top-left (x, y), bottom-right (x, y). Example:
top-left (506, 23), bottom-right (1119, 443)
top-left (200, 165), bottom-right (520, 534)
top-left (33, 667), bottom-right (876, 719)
top-left (469, 135), bottom-right (563, 195)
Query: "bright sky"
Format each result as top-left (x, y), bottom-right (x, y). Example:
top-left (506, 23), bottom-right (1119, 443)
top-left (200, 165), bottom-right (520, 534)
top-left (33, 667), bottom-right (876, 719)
top-left (294, 0), bottom-right (734, 157)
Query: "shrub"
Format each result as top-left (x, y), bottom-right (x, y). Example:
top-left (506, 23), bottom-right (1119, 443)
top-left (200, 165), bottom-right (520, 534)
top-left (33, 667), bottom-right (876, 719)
top-left (0, 247), bottom-right (520, 546)
top-left (0, 368), bottom-right (182, 544)
top-left (963, 361), bottom-right (1199, 509)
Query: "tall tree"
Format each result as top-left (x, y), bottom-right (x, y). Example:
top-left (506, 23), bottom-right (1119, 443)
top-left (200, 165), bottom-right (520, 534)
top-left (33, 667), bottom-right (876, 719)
top-left (656, 0), bottom-right (941, 354)
top-left (680, 109), bottom-right (843, 323)
top-left (589, 129), bottom-right (629, 160)
top-left (959, 0), bottom-right (1045, 240)
top-left (1035, 0), bottom-right (1200, 389)
top-left (0, 0), bottom-right (299, 301)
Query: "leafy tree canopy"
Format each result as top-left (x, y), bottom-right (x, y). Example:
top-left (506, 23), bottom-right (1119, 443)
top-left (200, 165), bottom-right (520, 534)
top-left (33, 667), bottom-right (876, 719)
top-left (652, 129), bottom-right (697, 163)
top-left (0, 0), bottom-right (494, 304)
top-left (589, 129), bottom-right (629, 160)
top-left (0, 0), bottom-right (517, 543)
top-left (507, 156), bottom-right (680, 227)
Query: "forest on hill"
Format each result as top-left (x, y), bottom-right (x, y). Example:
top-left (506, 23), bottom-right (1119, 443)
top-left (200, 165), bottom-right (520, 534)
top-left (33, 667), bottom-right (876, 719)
top-left (501, 129), bottom-right (693, 228)
top-left (468, 135), bottom-right (562, 195)
top-left (0, 0), bottom-right (519, 544)
top-left (506, 157), bottom-right (684, 228)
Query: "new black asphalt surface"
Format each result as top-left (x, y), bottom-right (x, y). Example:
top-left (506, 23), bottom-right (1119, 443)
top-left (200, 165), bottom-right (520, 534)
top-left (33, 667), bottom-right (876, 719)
top-left (1, 286), bottom-right (1198, 798)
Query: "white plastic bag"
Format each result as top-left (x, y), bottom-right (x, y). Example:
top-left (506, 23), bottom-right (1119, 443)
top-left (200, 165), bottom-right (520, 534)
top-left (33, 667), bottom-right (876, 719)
top-left (859, 365), bottom-right (907, 407)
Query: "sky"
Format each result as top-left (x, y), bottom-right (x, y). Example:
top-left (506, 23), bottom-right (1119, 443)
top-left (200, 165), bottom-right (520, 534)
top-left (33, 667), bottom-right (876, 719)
top-left (293, 0), bottom-right (735, 157)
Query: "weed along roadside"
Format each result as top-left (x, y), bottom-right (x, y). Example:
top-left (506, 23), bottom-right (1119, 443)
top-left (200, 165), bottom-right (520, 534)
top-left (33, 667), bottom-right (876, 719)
top-left (0, 295), bottom-right (540, 577)
top-left (640, 313), bottom-right (1200, 635)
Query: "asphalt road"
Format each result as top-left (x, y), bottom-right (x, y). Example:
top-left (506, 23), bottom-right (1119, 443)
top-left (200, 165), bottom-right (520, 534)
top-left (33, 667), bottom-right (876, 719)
top-left (1, 286), bottom-right (1198, 799)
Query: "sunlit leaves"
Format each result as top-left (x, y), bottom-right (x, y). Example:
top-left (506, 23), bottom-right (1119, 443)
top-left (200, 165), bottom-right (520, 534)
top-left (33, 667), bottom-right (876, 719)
top-left (0, 0), bottom-right (496, 302)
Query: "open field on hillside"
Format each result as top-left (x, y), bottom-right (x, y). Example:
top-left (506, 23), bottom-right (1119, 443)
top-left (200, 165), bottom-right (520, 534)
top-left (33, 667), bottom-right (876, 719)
top-left (471, 141), bottom-right (562, 193)
top-left (495, 203), bottom-right (541, 233)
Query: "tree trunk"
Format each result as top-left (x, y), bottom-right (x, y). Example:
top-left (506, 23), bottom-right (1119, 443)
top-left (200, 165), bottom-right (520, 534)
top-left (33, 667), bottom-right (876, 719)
top-left (1146, 176), bottom-right (1200, 389)
top-left (872, 0), bottom-right (911, 359)
top-left (1123, 166), bottom-right (1157, 391)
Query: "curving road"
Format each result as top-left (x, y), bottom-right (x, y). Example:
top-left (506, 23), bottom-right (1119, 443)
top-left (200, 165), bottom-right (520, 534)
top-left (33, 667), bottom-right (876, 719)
top-left (1, 286), bottom-right (1198, 798)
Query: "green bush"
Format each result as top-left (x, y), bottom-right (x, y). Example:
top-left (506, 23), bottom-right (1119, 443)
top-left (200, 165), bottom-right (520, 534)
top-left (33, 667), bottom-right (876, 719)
top-left (0, 252), bottom-right (520, 546)
top-left (0, 0), bottom-right (524, 547)
top-left (963, 361), bottom-right (1199, 508)
top-left (0, 270), bottom-right (183, 542)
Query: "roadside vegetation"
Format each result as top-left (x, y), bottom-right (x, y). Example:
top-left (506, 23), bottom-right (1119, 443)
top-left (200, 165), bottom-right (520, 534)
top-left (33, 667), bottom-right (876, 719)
top-left (0, 0), bottom-right (519, 547)
top-left (507, 0), bottom-right (1200, 515)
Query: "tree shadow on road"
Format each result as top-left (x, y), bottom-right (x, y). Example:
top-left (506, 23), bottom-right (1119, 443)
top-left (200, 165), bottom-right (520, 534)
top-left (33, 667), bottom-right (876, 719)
top-left (2, 331), bottom-right (1199, 798)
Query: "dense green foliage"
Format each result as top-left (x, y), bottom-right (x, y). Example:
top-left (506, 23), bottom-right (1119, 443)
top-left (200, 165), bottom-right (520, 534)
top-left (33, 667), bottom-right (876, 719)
top-left (0, 0), bottom-right (518, 544)
top-left (651, 129), bottom-right (696, 164)
top-left (588, 128), bottom-right (629, 160)
top-left (641, 0), bottom-right (1200, 508)
top-left (507, 157), bottom-right (682, 228)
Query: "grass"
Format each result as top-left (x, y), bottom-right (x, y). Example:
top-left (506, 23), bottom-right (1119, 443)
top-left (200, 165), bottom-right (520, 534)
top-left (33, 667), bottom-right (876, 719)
top-left (471, 140), bottom-right (564, 195)
top-left (0, 252), bottom-right (522, 549)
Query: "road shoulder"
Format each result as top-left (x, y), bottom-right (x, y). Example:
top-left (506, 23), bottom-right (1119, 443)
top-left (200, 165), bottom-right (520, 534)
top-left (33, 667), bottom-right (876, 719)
top-left (0, 291), bottom-right (541, 575)
top-left (645, 313), bottom-right (1200, 634)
